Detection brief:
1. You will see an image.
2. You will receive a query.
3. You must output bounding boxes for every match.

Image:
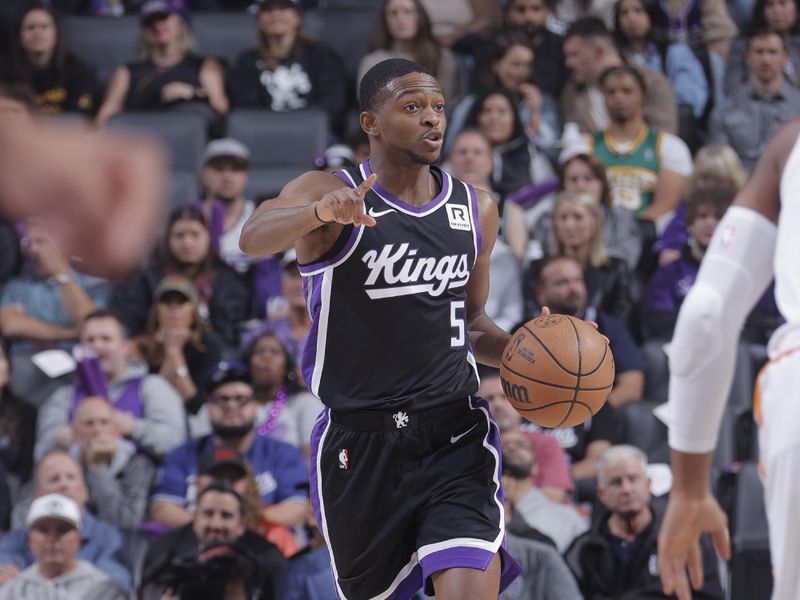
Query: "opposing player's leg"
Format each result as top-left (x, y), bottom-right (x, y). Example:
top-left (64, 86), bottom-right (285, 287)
top-left (430, 554), bottom-right (501, 600)
top-left (755, 350), bottom-right (800, 600)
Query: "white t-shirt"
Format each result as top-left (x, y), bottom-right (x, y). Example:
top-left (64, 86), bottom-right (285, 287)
top-left (219, 200), bottom-right (255, 274)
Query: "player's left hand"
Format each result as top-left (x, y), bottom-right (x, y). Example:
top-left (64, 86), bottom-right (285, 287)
top-left (658, 492), bottom-right (731, 600)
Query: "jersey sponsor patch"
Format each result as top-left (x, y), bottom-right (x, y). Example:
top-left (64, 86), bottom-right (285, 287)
top-left (446, 204), bottom-right (472, 231)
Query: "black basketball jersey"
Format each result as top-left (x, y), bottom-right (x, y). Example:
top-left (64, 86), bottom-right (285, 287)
top-left (299, 160), bottom-right (481, 411)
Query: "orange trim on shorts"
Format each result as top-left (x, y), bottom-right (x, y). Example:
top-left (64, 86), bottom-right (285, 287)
top-left (753, 346), bottom-right (800, 426)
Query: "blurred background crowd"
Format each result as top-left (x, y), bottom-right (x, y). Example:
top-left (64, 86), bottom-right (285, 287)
top-left (0, 0), bottom-right (788, 598)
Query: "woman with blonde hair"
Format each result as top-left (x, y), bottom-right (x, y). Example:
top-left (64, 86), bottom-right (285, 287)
top-left (522, 191), bottom-right (637, 326)
top-left (656, 144), bottom-right (748, 264)
top-left (95, 0), bottom-right (228, 126)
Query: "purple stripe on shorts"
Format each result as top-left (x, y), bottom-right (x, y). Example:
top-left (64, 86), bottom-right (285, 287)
top-left (298, 226), bottom-right (361, 275)
top-left (308, 408), bottom-right (329, 547)
top-left (467, 183), bottom-right (483, 258)
top-left (300, 273), bottom-right (324, 389)
top-left (385, 564), bottom-right (424, 600)
top-left (363, 159), bottom-right (450, 214)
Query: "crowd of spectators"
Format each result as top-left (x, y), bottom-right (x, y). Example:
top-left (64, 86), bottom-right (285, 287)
top-left (0, 0), bottom-right (789, 597)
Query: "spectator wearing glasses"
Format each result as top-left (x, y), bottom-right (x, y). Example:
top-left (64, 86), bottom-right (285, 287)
top-left (149, 362), bottom-right (309, 531)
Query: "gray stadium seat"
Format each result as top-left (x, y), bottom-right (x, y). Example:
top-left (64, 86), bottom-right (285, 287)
top-left (61, 16), bottom-right (139, 84)
top-left (192, 13), bottom-right (257, 66)
top-left (108, 112), bottom-right (207, 172)
top-left (227, 109), bottom-right (328, 168)
top-left (641, 340), bottom-right (669, 404)
top-left (304, 8), bottom-right (379, 74)
top-left (169, 171), bottom-right (200, 209)
top-left (246, 167), bottom-right (308, 201)
top-left (727, 462), bottom-right (772, 600)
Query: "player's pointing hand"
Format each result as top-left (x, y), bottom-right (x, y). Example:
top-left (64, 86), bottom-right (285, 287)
top-left (315, 173), bottom-right (378, 227)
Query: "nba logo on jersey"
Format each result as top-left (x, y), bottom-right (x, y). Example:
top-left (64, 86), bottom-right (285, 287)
top-left (338, 449), bottom-right (349, 470)
top-left (446, 204), bottom-right (471, 231)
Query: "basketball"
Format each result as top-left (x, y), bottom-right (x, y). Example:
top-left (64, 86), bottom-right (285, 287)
top-left (500, 314), bottom-right (615, 428)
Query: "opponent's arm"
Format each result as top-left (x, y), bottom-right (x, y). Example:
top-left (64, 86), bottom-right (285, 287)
top-left (239, 172), bottom-right (377, 261)
top-left (466, 189), bottom-right (510, 367)
top-left (658, 119), bottom-right (797, 600)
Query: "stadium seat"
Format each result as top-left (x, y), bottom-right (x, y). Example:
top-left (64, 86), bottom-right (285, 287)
top-left (108, 112), bottom-right (207, 172)
top-left (227, 109), bottom-right (328, 168)
top-left (726, 462), bottom-right (772, 600)
top-left (617, 401), bottom-right (669, 463)
top-left (169, 171), bottom-right (200, 209)
top-left (192, 13), bottom-right (256, 66)
top-left (245, 167), bottom-right (308, 201)
top-left (61, 16), bottom-right (139, 85)
top-left (304, 8), bottom-right (379, 75)
top-left (640, 340), bottom-right (669, 404)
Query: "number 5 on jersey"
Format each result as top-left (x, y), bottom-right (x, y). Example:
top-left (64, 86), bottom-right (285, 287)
top-left (450, 300), bottom-right (465, 347)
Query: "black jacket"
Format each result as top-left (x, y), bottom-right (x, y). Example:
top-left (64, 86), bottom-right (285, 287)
top-left (565, 505), bottom-right (723, 600)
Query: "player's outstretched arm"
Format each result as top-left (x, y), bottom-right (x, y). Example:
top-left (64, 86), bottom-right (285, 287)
top-left (658, 118), bottom-right (799, 600)
top-left (466, 188), bottom-right (510, 367)
top-left (239, 172), bottom-right (377, 260)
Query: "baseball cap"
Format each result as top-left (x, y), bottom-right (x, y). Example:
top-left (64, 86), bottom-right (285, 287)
top-left (314, 144), bottom-right (357, 171)
top-left (202, 138), bottom-right (250, 167)
top-left (140, 0), bottom-right (189, 24)
top-left (204, 361), bottom-right (251, 395)
top-left (153, 275), bottom-right (198, 304)
top-left (199, 445), bottom-right (249, 478)
top-left (27, 494), bottom-right (82, 530)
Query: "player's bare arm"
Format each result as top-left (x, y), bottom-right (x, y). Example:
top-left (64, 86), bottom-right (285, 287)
top-left (657, 119), bottom-right (800, 600)
top-left (238, 171), bottom-right (377, 262)
top-left (466, 188), bottom-right (510, 367)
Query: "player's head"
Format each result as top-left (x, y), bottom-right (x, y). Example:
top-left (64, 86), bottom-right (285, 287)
top-left (596, 445), bottom-right (651, 520)
top-left (358, 58), bottom-right (445, 165)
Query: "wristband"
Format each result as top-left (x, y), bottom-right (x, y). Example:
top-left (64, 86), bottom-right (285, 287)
top-left (314, 203), bottom-right (334, 224)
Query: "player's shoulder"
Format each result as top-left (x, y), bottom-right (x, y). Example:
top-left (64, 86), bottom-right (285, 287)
top-left (279, 169), bottom-right (352, 198)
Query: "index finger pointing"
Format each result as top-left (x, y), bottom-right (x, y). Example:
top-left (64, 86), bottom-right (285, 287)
top-left (356, 173), bottom-right (378, 195)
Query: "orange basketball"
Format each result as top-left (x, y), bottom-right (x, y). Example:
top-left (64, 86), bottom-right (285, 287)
top-left (500, 314), bottom-right (615, 428)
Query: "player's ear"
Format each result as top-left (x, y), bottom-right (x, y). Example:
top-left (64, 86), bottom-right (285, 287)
top-left (360, 111), bottom-right (378, 137)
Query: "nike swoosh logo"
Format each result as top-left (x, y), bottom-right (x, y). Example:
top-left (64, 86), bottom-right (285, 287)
top-left (450, 423), bottom-right (479, 444)
top-left (367, 207), bottom-right (397, 218)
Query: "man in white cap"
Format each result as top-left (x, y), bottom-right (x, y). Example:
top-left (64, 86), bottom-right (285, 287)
top-left (0, 493), bottom-right (126, 599)
top-left (198, 137), bottom-right (256, 274)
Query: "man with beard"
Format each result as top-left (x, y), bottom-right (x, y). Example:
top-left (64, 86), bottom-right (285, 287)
top-left (566, 445), bottom-right (723, 599)
top-left (143, 482), bottom-right (285, 600)
top-left (149, 362), bottom-right (308, 530)
top-left (589, 64), bottom-right (691, 225)
top-left (529, 255), bottom-right (643, 481)
top-left (198, 138), bottom-right (256, 275)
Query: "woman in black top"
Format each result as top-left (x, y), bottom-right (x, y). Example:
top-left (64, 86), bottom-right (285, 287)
top-left (0, 340), bottom-right (36, 488)
top-left (228, 0), bottom-right (348, 133)
top-left (95, 1), bottom-right (228, 126)
top-left (4, 3), bottom-right (96, 115)
top-left (135, 276), bottom-right (223, 415)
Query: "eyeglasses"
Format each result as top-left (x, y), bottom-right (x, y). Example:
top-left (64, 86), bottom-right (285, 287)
top-left (209, 394), bottom-right (253, 407)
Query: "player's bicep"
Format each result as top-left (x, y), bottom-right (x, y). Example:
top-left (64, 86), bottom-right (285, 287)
top-left (267, 170), bottom-right (350, 209)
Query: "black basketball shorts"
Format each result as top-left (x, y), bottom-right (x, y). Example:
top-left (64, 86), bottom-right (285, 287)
top-left (309, 397), bottom-right (521, 600)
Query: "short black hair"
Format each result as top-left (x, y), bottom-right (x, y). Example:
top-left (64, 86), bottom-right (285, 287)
top-left (359, 58), bottom-right (435, 113)
top-left (746, 26), bottom-right (787, 50)
top-left (80, 309), bottom-right (129, 339)
top-left (599, 64), bottom-right (647, 93)
top-left (564, 16), bottom-right (612, 43)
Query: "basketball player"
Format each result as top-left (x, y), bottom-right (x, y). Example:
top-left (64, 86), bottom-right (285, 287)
top-left (239, 59), bottom-right (521, 599)
top-left (657, 118), bottom-right (800, 600)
